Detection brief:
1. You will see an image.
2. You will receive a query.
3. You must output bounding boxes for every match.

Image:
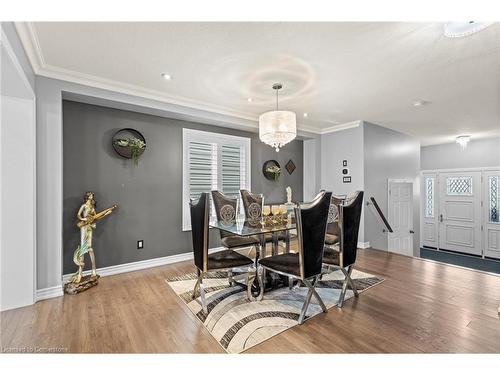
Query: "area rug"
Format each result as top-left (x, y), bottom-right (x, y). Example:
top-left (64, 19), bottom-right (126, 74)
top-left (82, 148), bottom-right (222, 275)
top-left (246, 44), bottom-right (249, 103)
top-left (165, 268), bottom-right (383, 353)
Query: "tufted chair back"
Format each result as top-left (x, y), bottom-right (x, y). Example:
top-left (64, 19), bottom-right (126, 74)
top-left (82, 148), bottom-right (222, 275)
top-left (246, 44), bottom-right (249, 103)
top-left (211, 190), bottom-right (238, 239)
top-left (240, 189), bottom-right (264, 223)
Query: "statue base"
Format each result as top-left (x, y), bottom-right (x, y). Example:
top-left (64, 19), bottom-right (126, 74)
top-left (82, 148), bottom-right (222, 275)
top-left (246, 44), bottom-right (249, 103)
top-left (64, 274), bottom-right (100, 295)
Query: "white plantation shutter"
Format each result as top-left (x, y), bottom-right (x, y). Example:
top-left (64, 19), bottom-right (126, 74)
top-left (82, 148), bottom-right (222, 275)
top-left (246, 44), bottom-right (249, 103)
top-left (183, 129), bottom-right (251, 230)
top-left (188, 141), bottom-right (217, 201)
top-left (221, 144), bottom-right (245, 196)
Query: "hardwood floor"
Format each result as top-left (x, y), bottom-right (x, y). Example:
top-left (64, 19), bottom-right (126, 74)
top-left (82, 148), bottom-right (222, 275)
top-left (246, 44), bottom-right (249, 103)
top-left (1, 247), bottom-right (500, 353)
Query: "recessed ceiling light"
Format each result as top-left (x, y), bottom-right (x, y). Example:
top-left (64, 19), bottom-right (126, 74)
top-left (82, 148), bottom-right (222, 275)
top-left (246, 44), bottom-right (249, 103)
top-left (247, 98), bottom-right (253, 102)
top-left (413, 100), bottom-right (428, 107)
top-left (161, 73), bottom-right (172, 80)
top-left (444, 22), bottom-right (493, 38)
top-left (303, 113), bottom-right (308, 118)
top-left (456, 135), bottom-right (471, 150)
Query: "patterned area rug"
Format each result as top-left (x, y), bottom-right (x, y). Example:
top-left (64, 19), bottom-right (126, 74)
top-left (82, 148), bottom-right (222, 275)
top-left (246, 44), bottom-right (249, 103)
top-left (166, 268), bottom-right (383, 353)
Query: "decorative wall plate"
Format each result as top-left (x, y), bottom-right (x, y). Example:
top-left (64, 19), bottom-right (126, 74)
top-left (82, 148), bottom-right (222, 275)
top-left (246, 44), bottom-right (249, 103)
top-left (285, 159), bottom-right (296, 175)
top-left (112, 128), bottom-right (146, 166)
top-left (262, 160), bottom-right (281, 181)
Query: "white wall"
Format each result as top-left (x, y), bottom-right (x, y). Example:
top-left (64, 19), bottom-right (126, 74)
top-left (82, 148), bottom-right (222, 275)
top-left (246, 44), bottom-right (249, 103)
top-left (1, 27), bottom-right (36, 311)
top-left (421, 137), bottom-right (500, 170)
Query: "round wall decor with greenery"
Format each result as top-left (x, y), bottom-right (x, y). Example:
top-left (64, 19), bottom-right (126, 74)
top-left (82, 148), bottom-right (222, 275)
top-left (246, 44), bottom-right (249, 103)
top-left (112, 128), bottom-right (146, 167)
top-left (262, 160), bottom-right (281, 181)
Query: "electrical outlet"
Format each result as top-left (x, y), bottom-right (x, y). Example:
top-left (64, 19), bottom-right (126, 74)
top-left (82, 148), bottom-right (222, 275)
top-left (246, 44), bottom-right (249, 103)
top-left (137, 240), bottom-right (144, 249)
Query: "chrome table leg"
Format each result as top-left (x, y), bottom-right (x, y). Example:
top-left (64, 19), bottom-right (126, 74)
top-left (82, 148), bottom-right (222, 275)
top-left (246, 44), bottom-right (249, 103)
top-left (246, 265), bottom-right (264, 301)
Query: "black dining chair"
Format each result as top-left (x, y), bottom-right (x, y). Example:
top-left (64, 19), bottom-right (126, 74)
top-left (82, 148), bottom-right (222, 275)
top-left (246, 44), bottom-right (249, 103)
top-left (190, 192), bottom-right (254, 313)
top-left (211, 190), bottom-right (261, 285)
top-left (322, 191), bottom-right (364, 307)
top-left (240, 189), bottom-right (264, 223)
top-left (258, 191), bottom-right (332, 324)
top-left (239, 189), bottom-right (287, 256)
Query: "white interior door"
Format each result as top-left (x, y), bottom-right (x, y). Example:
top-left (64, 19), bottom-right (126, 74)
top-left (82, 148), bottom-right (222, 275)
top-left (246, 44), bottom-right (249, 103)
top-left (483, 170), bottom-right (500, 259)
top-left (388, 181), bottom-right (414, 256)
top-left (438, 171), bottom-right (481, 255)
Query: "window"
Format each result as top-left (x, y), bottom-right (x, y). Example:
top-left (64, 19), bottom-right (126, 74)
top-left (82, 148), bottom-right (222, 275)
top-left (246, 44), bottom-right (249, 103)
top-left (424, 177), bottom-right (434, 218)
top-left (446, 176), bottom-right (473, 195)
top-left (182, 129), bottom-right (251, 230)
top-left (489, 176), bottom-right (499, 223)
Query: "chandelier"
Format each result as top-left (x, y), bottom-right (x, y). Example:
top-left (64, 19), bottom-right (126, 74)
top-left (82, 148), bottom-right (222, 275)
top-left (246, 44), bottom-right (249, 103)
top-left (259, 83), bottom-right (297, 152)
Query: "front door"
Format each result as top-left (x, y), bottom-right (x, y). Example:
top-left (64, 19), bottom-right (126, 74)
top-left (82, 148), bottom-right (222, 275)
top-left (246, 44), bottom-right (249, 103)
top-left (388, 181), bottom-right (414, 256)
top-left (438, 171), bottom-right (481, 255)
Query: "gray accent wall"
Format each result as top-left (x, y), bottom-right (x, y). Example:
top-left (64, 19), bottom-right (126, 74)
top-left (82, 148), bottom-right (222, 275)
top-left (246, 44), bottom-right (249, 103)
top-left (421, 137), bottom-right (500, 170)
top-left (363, 122), bottom-right (421, 254)
top-left (63, 100), bottom-right (303, 274)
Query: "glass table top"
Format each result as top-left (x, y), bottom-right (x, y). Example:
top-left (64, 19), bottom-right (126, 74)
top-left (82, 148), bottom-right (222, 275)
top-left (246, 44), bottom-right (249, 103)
top-left (210, 215), bottom-right (296, 237)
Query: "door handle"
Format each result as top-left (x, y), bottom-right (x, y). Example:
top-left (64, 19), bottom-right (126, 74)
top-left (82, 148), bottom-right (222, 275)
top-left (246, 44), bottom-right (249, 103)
top-left (409, 230), bottom-right (414, 234)
top-left (439, 214), bottom-right (443, 222)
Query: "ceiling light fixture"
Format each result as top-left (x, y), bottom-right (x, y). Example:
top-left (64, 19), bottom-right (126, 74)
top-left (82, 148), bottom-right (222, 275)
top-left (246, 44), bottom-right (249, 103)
top-left (413, 100), bottom-right (427, 107)
top-left (456, 135), bottom-right (471, 150)
top-left (247, 97), bottom-right (253, 102)
top-left (444, 22), bottom-right (493, 38)
top-left (303, 113), bottom-right (308, 118)
top-left (161, 73), bottom-right (172, 80)
top-left (259, 83), bottom-right (297, 152)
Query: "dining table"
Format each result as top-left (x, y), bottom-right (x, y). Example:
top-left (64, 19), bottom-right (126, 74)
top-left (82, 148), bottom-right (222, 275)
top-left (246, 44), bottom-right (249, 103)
top-left (210, 212), bottom-right (296, 301)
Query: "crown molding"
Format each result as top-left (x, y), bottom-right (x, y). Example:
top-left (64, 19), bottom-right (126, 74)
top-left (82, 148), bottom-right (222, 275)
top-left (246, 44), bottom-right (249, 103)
top-left (15, 22), bottom-right (44, 73)
top-left (15, 22), bottom-right (324, 136)
top-left (320, 120), bottom-right (361, 134)
top-left (1, 26), bottom-right (35, 97)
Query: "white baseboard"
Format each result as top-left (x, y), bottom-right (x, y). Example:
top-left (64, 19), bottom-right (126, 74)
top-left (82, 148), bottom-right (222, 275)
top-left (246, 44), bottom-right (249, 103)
top-left (35, 247), bottom-right (225, 302)
top-left (358, 241), bottom-right (371, 249)
top-left (61, 246), bottom-right (225, 283)
top-left (36, 285), bottom-right (64, 301)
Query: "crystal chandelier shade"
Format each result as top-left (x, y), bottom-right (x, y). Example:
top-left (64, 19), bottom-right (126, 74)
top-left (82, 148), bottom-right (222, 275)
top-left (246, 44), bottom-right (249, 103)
top-left (258, 83), bottom-right (297, 152)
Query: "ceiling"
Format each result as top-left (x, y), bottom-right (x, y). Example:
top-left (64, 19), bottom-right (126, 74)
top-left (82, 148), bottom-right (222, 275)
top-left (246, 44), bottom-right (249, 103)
top-left (18, 22), bottom-right (500, 145)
